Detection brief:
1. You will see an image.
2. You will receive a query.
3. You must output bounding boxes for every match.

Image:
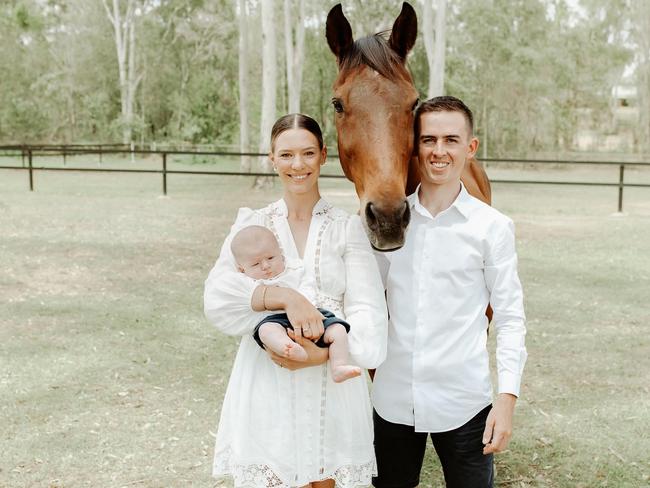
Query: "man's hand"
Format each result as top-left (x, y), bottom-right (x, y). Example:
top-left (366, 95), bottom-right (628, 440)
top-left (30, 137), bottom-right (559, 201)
top-left (268, 329), bottom-right (328, 370)
top-left (482, 393), bottom-right (517, 454)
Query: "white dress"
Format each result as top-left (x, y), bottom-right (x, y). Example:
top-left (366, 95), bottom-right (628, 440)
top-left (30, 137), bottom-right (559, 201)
top-left (204, 198), bottom-right (388, 488)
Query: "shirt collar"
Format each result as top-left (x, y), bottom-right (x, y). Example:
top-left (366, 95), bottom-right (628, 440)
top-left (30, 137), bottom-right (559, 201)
top-left (408, 182), bottom-right (472, 220)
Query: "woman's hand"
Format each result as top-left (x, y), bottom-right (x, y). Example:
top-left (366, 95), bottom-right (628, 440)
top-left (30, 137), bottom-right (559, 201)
top-left (268, 329), bottom-right (329, 370)
top-left (263, 286), bottom-right (324, 340)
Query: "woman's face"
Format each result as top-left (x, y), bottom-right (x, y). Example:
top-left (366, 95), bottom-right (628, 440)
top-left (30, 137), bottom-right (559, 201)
top-left (270, 129), bottom-right (326, 196)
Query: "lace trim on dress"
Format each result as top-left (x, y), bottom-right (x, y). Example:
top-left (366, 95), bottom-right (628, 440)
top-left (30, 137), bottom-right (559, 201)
top-left (313, 201), bottom-right (333, 216)
top-left (313, 213), bottom-right (334, 306)
top-left (265, 213), bottom-right (285, 256)
top-left (265, 199), bottom-right (333, 218)
top-left (213, 451), bottom-right (376, 488)
top-left (317, 293), bottom-right (344, 313)
top-left (318, 364), bottom-right (328, 474)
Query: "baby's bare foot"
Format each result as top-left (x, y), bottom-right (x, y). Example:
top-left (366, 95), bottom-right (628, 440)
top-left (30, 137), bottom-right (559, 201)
top-left (331, 365), bottom-right (362, 383)
top-left (284, 342), bottom-right (308, 362)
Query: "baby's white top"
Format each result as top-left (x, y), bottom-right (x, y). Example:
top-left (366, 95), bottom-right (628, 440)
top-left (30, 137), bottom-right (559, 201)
top-left (258, 258), bottom-right (317, 304)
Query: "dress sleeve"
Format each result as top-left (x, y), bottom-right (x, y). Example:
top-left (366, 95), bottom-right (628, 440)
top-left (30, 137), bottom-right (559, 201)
top-left (484, 217), bottom-right (528, 397)
top-left (342, 215), bottom-right (388, 369)
top-left (203, 207), bottom-right (268, 336)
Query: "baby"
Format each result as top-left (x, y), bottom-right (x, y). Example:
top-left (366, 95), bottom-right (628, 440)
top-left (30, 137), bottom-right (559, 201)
top-left (230, 225), bottom-right (361, 383)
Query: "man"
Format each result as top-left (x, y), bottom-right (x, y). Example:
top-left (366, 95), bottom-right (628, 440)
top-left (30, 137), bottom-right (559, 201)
top-left (372, 96), bottom-right (527, 488)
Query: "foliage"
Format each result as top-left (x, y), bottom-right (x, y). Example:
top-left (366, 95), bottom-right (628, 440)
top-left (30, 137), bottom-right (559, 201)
top-left (0, 0), bottom-right (642, 157)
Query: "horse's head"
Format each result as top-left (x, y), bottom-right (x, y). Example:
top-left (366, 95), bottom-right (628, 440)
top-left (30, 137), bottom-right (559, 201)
top-left (326, 2), bottom-right (419, 251)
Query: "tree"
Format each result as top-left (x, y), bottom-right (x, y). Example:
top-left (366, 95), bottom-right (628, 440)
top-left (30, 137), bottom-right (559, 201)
top-left (101, 0), bottom-right (142, 144)
top-left (422, 0), bottom-right (446, 97)
top-left (238, 0), bottom-right (251, 170)
top-left (283, 0), bottom-right (306, 113)
top-left (630, 0), bottom-right (650, 152)
top-left (255, 0), bottom-right (277, 187)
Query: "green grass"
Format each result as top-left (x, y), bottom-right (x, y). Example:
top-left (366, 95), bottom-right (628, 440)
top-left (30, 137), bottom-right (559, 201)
top-left (1, 164), bottom-right (649, 487)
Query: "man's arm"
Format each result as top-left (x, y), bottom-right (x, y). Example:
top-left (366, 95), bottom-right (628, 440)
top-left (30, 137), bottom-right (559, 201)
top-left (482, 217), bottom-right (527, 453)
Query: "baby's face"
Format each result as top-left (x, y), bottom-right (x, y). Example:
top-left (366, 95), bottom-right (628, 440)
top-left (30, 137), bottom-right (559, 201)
top-left (237, 237), bottom-right (285, 280)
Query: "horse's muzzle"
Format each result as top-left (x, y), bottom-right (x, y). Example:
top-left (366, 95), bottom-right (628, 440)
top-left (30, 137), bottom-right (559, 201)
top-left (364, 200), bottom-right (410, 251)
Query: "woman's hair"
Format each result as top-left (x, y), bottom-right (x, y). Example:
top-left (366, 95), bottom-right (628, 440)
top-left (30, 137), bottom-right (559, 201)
top-left (270, 113), bottom-right (324, 151)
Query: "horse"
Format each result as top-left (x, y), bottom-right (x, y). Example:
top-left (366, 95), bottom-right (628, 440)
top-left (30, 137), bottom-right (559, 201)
top-left (325, 2), bottom-right (491, 251)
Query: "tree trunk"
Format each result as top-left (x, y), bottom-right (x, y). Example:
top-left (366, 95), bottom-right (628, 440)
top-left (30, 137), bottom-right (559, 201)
top-left (238, 0), bottom-right (251, 171)
top-left (284, 0), bottom-right (305, 113)
top-left (102, 0), bottom-right (140, 144)
top-left (255, 0), bottom-right (277, 188)
top-left (481, 97), bottom-right (488, 159)
top-left (431, 0), bottom-right (446, 97)
top-left (283, 0), bottom-right (294, 111)
top-left (632, 0), bottom-right (650, 153)
top-left (423, 0), bottom-right (434, 96)
top-left (424, 0), bottom-right (446, 98)
top-left (125, 7), bottom-right (136, 144)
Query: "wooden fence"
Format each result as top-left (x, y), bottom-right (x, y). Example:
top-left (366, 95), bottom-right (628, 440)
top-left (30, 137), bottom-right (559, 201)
top-left (1, 144), bottom-right (649, 212)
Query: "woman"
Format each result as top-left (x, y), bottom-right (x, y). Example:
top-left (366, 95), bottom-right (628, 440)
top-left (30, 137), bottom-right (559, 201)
top-left (204, 113), bottom-right (387, 488)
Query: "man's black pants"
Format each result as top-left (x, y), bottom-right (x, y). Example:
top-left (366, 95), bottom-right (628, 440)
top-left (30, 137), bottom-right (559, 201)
top-left (372, 406), bottom-right (494, 488)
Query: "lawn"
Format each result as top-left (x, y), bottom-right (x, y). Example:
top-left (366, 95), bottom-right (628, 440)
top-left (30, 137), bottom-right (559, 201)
top-left (1, 162), bottom-right (649, 488)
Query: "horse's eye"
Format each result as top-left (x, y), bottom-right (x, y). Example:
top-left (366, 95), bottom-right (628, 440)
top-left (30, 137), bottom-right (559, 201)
top-left (332, 99), bottom-right (344, 113)
top-left (411, 98), bottom-right (420, 112)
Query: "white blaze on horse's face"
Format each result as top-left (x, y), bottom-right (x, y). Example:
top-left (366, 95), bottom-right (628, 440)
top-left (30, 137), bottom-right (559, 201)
top-left (326, 2), bottom-right (419, 251)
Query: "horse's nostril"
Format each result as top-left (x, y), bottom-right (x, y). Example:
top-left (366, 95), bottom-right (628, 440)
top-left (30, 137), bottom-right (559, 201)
top-left (400, 200), bottom-right (411, 228)
top-left (365, 202), bottom-right (379, 229)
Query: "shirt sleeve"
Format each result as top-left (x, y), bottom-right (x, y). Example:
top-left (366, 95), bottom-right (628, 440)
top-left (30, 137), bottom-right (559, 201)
top-left (203, 207), bottom-right (268, 336)
top-left (343, 215), bottom-right (388, 369)
top-left (373, 249), bottom-right (390, 289)
top-left (484, 217), bottom-right (528, 397)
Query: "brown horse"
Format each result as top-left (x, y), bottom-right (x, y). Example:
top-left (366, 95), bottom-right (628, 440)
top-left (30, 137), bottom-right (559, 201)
top-left (326, 2), bottom-right (491, 251)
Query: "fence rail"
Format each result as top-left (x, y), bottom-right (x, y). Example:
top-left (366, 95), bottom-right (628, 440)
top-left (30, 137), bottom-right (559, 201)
top-left (1, 145), bottom-right (650, 212)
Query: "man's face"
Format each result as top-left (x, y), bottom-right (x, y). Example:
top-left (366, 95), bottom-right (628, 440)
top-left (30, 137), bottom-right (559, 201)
top-left (416, 110), bottom-right (478, 188)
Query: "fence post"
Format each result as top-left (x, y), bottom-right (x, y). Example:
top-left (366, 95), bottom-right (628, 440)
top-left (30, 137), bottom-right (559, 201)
top-left (162, 152), bottom-right (167, 196)
top-left (28, 149), bottom-right (34, 191)
top-left (618, 164), bottom-right (625, 213)
top-left (21, 146), bottom-right (26, 168)
top-left (98, 146), bottom-right (103, 166)
top-left (62, 147), bottom-right (67, 166)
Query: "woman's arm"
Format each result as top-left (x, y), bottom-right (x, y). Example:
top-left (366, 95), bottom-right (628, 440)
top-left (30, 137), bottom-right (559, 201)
top-left (268, 329), bottom-right (329, 370)
top-left (342, 215), bottom-right (388, 369)
top-left (255, 285), bottom-right (329, 369)
top-left (203, 208), bottom-right (268, 336)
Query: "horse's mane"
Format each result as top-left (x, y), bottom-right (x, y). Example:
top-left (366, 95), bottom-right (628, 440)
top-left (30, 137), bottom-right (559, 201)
top-left (339, 32), bottom-right (405, 79)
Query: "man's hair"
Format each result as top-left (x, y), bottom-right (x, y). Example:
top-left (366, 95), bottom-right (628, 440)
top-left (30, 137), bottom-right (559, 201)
top-left (414, 96), bottom-right (474, 142)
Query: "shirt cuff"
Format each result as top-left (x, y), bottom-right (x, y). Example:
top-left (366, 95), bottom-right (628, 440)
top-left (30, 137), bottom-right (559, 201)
top-left (497, 371), bottom-right (522, 397)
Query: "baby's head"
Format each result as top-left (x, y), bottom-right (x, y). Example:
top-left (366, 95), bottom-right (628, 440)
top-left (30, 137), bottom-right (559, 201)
top-left (231, 225), bottom-right (285, 280)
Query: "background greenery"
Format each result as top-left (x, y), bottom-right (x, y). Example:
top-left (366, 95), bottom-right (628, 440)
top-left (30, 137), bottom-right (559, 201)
top-left (1, 0), bottom-right (647, 157)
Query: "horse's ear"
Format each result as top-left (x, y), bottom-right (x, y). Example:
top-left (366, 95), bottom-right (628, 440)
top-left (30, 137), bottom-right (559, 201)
top-left (326, 4), bottom-right (353, 61)
top-left (388, 2), bottom-right (417, 60)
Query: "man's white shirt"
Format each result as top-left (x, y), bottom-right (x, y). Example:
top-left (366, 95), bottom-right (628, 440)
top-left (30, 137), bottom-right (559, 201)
top-left (372, 183), bottom-right (527, 433)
